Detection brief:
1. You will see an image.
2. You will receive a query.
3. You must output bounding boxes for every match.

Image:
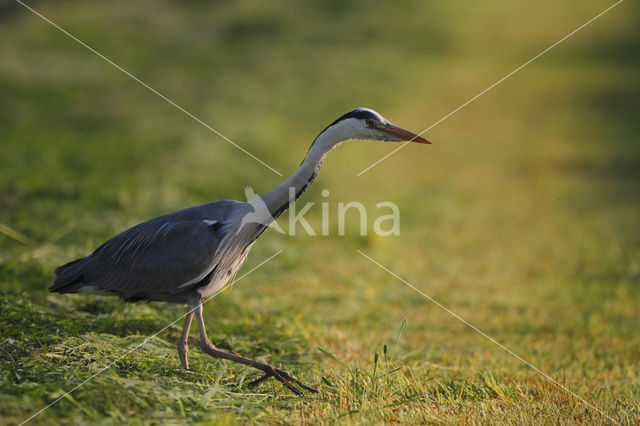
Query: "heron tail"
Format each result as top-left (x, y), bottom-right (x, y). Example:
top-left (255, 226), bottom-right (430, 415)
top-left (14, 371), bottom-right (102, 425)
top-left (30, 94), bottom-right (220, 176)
top-left (50, 257), bottom-right (89, 293)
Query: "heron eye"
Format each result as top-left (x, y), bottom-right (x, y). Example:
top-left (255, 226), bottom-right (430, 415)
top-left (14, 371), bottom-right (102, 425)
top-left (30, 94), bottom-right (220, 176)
top-left (365, 119), bottom-right (375, 127)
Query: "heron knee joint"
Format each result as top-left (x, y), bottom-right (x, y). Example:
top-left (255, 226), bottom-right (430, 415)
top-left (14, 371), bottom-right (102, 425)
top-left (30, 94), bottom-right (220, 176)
top-left (178, 339), bottom-right (189, 352)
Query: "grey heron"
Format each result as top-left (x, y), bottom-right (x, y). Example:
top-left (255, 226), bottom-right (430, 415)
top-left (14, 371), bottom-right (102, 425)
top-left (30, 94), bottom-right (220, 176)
top-left (50, 107), bottom-right (430, 395)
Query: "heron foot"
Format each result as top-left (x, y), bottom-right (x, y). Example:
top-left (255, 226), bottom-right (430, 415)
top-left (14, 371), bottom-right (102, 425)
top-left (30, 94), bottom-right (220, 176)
top-left (249, 365), bottom-right (317, 396)
top-left (188, 297), bottom-right (316, 396)
top-left (178, 345), bottom-right (189, 370)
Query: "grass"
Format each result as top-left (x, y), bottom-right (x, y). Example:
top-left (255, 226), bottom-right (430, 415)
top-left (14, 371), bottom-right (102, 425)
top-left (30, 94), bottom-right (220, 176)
top-left (1, 0), bottom-right (639, 424)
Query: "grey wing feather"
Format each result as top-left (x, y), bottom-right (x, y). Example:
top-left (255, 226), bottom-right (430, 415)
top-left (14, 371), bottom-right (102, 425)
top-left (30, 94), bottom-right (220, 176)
top-left (77, 201), bottom-right (240, 295)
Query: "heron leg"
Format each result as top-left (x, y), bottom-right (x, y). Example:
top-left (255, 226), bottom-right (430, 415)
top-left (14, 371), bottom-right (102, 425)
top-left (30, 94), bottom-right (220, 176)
top-left (178, 311), bottom-right (194, 370)
top-left (189, 296), bottom-right (317, 396)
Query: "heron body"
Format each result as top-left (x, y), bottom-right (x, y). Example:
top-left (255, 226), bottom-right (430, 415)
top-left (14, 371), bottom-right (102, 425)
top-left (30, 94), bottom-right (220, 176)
top-left (50, 107), bottom-right (429, 394)
top-left (54, 201), bottom-right (256, 302)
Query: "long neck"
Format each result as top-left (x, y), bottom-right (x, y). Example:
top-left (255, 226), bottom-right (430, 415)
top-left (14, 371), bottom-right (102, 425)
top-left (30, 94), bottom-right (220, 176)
top-left (260, 130), bottom-right (339, 220)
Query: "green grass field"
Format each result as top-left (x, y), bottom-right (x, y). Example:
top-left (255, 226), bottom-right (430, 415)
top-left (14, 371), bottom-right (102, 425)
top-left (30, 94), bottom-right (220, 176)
top-left (1, 0), bottom-right (639, 424)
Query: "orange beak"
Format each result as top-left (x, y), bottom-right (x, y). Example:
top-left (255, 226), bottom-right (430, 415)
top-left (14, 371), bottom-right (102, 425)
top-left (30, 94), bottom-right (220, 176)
top-left (382, 123), bottom-right (431, 144)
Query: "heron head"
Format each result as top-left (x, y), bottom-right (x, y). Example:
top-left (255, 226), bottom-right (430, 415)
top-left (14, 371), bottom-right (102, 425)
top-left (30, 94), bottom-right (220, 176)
top-left (325, 108), bottom-right (431, 145)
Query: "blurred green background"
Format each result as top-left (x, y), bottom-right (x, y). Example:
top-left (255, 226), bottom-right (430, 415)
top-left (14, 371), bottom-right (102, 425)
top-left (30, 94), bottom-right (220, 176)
top-left (1, 0), bottom-right (639, 423)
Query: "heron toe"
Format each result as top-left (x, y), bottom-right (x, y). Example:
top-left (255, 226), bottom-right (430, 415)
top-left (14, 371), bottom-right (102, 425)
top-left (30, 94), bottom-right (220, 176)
top-left (249, 365), bottom-right (317, 395)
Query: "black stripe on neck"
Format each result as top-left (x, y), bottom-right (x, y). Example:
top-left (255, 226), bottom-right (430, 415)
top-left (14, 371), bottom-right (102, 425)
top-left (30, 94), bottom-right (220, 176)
top-left (270, 162), bottom-right (322, 220)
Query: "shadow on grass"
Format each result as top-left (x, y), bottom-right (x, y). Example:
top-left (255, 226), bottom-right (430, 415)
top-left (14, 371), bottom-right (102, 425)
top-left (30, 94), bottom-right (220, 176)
top-left (1, 292), bottom-right (164, 346)
top-left (1, 290), bottom-right (313, 375)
